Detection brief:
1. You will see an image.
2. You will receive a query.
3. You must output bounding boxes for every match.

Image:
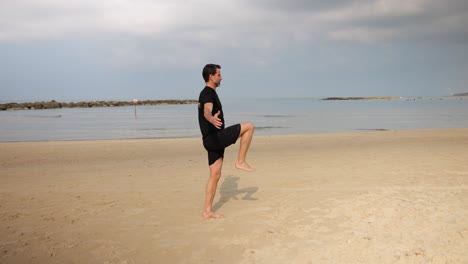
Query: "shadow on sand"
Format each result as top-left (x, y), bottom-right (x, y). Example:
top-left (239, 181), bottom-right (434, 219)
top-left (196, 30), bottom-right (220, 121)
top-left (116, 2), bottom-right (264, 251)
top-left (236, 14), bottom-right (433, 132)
top-left (212, 175), bottom-right (258, 212)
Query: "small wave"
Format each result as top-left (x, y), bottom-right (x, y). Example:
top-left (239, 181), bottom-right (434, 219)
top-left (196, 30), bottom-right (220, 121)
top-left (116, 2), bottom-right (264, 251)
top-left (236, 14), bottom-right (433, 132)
top-left (138, 128), bottom-right (173, 131)
top-left (255, 126), bottom-right (288, 130)
top-left (356, 128), bottom-right (390, 131)
top-left (262, 115), bottom-right (294, 118)
top-left (29, 115), bottom-right (63, 118)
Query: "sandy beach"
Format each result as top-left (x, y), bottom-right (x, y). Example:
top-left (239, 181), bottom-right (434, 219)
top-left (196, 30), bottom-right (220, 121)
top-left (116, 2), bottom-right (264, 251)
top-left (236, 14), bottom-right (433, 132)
top-left (1, 129), bottom-right (467, 263)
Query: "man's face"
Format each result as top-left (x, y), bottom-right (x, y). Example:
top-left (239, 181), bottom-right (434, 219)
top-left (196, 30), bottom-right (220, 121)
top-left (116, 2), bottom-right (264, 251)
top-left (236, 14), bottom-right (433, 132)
top-left (211, 68), bottom-right (222, 87)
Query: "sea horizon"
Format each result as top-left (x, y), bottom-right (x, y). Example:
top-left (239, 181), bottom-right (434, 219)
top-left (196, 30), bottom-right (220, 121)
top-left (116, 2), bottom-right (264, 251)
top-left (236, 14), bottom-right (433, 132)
top-left (1, 94), bottom-right (467, 104)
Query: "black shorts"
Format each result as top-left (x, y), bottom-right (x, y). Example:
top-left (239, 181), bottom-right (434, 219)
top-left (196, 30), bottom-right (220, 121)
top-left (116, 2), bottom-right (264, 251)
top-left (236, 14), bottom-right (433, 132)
top-left (203, 124), bottom-right (241, 165)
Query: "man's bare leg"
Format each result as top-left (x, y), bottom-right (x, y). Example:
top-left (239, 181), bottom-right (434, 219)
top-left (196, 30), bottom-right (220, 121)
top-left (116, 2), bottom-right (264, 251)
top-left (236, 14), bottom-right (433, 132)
top-left (235, 122), bottom-right (256, 172)
top-left (203, 158), bottom-right (225, 219)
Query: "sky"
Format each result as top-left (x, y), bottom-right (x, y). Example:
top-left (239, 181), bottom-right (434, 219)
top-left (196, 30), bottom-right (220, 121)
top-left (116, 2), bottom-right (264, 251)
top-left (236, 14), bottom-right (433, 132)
top-left (1, 0), bottom-right (467, 101)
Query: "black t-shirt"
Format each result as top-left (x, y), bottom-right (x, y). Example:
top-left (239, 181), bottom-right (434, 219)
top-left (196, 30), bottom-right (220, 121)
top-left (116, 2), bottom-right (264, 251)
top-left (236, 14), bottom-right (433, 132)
top-left (198, 86), bottom-right (225, 138)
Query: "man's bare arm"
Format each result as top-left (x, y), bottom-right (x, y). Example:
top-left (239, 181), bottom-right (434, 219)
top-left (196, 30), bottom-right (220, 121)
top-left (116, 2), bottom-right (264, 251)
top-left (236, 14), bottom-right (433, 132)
top-left (204, 103), bottom-right (223, 129)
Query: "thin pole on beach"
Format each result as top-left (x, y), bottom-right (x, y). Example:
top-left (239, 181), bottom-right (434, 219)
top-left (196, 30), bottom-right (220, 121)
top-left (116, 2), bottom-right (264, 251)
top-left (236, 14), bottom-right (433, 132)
top-left (133, 99), bottom-right (138, 119)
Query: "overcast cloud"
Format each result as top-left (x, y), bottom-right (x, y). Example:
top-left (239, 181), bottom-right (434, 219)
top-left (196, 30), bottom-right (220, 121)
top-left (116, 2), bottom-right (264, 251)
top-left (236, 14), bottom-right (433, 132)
top-left (1, 0), bottom-right (467, 101)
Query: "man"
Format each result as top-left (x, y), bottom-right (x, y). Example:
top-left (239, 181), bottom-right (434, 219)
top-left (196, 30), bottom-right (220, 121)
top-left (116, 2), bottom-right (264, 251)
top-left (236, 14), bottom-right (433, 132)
top-left (198, 63), bottom-right (255, 219)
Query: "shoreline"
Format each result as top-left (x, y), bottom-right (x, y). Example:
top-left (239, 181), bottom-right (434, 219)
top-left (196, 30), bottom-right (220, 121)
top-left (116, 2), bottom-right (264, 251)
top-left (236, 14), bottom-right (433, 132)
top-left (0, 127), bottom-right (463, 143)
top-left (1, 128), bottom-right (467, 263)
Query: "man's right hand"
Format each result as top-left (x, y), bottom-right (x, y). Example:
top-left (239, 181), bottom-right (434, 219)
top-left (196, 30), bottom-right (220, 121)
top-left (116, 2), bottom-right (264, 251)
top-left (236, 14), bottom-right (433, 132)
top-left (211, 110), bottom-right (223, 129)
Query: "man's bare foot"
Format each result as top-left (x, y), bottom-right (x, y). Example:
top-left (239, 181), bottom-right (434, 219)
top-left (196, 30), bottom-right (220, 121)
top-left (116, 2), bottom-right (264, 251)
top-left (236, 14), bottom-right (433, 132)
top-left (203, 211), bottom-right (225, 219)
top-left (235, 161), bottom-right (256, 172)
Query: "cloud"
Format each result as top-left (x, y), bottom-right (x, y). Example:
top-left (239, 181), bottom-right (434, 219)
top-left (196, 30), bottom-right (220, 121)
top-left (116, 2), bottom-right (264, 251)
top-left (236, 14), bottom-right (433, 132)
top-left (1, 0), bottom-right (467, 67)
top-left (316, 0), bottom-right (425, 21)
top-left (2, 0), bottom-right (467, 44)
top-left (316, 0), bottom-right (468, 44)
top-left (0, 0), bottom-right (179, 41)
top-left (0, 0), bottom-right (257, 41)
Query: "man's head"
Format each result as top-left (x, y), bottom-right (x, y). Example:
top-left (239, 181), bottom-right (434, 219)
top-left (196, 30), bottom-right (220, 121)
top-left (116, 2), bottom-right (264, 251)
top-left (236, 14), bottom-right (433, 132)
top-left (202, 64), bottom-right (222, 87)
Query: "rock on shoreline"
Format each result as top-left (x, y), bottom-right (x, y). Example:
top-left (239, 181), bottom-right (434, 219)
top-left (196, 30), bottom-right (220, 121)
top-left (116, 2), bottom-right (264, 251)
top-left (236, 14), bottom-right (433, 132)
top-left (0, 100), bottom-right (198, 111)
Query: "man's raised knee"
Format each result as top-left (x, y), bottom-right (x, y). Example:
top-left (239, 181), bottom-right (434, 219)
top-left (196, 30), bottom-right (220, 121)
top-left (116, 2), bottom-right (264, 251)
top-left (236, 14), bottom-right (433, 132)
top-left (242, 122), bottom-right (254, 131)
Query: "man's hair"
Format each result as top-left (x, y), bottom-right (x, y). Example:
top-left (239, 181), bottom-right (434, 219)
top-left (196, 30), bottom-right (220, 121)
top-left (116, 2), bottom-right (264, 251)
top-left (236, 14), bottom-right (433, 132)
top-left (202, 64), bottom-right (221, 82)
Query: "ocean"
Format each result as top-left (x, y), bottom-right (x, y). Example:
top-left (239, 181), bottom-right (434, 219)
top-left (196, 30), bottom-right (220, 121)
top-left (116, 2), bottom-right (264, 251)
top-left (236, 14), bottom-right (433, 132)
top-left (0, 97), bottom-right (467, 142)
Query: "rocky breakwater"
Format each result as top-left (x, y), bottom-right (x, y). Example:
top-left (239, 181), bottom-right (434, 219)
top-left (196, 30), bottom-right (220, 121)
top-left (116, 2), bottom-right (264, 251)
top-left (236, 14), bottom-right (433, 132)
top-left (0, 99), bottom-right (198, 111)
